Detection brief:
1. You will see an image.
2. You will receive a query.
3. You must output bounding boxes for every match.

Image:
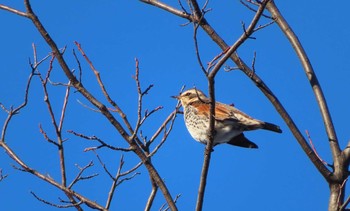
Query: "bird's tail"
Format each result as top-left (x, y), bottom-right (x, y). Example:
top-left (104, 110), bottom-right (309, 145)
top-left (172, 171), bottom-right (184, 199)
top-left (226, 133), bottom-right (258, 149)
top-left (262, 122), bottom-right (282, 133)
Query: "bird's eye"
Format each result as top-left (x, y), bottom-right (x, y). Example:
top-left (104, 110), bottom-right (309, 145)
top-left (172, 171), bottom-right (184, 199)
top-left (184, 92), bottom-right (191, 96)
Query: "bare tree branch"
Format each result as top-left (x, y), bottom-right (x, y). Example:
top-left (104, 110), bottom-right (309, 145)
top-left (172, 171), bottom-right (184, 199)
top-left (1, 69), bottom-right (35, 142)
top-left (145, 179), bottom-right (158, 211)
top-left (131, 58), bottom-right (157, 147)
top-left (0, 4), bottom-right (28, 17)
top-left (39, 124), bottom-right (59, 147)
top-left (306, 130), bottom-right (333, 168)
top-left (140, 0), bottom-right (191, 19)
top-left (68, 130), bottom-right (132, 152)
top-left (266, 0), bottom-right (338, 178)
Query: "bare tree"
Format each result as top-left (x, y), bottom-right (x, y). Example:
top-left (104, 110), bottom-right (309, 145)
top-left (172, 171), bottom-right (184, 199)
top-left (0, 1), bottom-right (349, 211)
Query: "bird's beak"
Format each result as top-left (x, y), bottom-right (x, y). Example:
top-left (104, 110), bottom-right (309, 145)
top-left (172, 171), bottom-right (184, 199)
top-left (171, 95), bottom-right (180, 99)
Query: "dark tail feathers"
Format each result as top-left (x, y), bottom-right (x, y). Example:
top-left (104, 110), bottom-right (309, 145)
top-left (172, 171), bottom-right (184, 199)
top-left (227, 133), bottom-right (258, 149)
top-left (262, 122), bottom-right (282, 133)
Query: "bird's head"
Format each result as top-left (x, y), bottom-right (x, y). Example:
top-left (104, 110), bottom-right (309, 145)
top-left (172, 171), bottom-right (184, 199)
top-left (172, 88), bottom-right (207, 107)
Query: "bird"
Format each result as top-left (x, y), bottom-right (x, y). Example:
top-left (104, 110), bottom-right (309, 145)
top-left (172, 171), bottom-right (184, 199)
top-left (173, 88), bottom-right (282, 148)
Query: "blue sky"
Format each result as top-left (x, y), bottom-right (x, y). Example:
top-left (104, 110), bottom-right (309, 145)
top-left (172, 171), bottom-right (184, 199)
top-left (0, 1), bottom-right (349, 210)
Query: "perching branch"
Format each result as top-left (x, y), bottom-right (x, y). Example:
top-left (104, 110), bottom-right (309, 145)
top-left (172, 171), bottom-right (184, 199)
top-left (192, 1), bottom-right (271, 210)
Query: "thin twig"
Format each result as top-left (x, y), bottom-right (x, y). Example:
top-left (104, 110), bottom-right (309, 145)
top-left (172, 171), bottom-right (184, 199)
top-left (0, 169), bottom-right (8, 181)
top-left (1, 70), bottom-right (35, 142)
top-left (39, 124), bottom-right (59, 147)
top-left (305, 130), bottom-right (332, 168)
top-left (337, 178), bottom-right (348, 209)
top-left (31, 191), bottom-right (83, 208)
top-left (58, 81), bottom-right (72, 133)
top-left (177, 0), bottom-right (188, 14)
top-left (67, 130), bottom-right (132, 152)
top-left (145, 179), bottom-right (158, 211)
top-left (140, 0), bottom-right (191, 19)
top-left (340, 191), bottom-right (350, 210)
top-left (160, 194), bottom-right (182, 211)
top-left (76, 99), bottom-right (101, 112)
top-left (253, 20), bottom-right (275, 32)
top-left (149, 100), bottom-right (182, 145)
top-left (251, 51), bottom-right (257, 74)
top-left (206, 47), bottom-right (230, 72)
top-left (131, 58), bottom-right (156, 146)
top-left (101, 155), bottom-right (141, 209)
top-left (68, 161), bottom-right (97, 189)
top-left (72, 49), bottom-right (83, 83)
top-left (0, 4), bottom-right (28, 17)
top-left (149, 104), bottom-right (181, 157)
top-left (240, 0), bottom-right (273, 19)
top-left (193, 22), bottom-right (207, 75)
top-left (140, 106), bottom-right (164, 126)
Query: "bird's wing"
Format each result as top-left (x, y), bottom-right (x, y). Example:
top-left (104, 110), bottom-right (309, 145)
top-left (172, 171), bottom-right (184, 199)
top-left (216, 103), bottom-right (264, 127)
top-left (194, 101), bottom-right (264, 130)
top-left (194, 102), bottom-right (239, 121)
top-left (215, 103), bottom-right (239, 121)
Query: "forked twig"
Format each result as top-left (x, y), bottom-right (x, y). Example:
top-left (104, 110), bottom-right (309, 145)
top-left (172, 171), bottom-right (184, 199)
top-left (0, 169), bottom-right (8, 181)
top-left (68, 161), bottom-right (98, 189)
top-left (105, 155), bottom-right (141, 209)
top-left (1, 67), bottom-right (36, 142)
